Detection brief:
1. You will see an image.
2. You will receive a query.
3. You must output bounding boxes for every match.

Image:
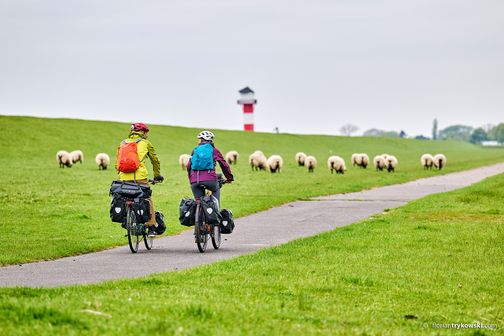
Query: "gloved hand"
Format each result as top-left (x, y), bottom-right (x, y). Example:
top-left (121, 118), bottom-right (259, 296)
top-left (154, 175), bottom-right (164, 183)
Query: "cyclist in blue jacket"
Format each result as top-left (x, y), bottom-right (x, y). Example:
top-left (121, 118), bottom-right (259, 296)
top-left (187, 131), bottom-right (234, 203)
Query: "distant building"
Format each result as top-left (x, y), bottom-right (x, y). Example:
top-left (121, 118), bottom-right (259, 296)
top-left (481, 141), bottom-right (501, 147)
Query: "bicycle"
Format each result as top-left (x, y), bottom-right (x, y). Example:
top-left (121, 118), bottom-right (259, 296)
top-left (194, 176), bottom-right (227, 253)
top-left (124, 179), bottom-right (160, 253)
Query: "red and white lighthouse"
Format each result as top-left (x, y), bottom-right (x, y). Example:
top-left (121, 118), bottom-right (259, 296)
top-left (237, 86), bottom-right (257, 131)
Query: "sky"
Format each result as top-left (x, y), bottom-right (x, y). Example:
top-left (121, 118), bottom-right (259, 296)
top-left (0, 0), bottom-right (503, 136)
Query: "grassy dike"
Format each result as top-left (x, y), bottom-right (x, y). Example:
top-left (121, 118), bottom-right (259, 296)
top-left (0, 166), bottom-right (503, 335)
top-left (1, 115), bottom-right (504, 265)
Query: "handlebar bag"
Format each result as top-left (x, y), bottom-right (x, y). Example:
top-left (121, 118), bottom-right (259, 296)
top-left (219, 209), bottom-right (235, 234)
top-left (110, 195), bottom-right (126, 223)
top-left (201, 195), bottom-right (222, 225)
top-left (179, 198), bottom-right (196, 226)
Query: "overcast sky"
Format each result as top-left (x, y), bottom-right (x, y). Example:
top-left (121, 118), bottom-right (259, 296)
top-left (1, 0), bottom-right (503, 136)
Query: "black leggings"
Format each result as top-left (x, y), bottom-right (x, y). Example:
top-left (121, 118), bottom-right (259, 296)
top-left (191, 181), bottom-right (220, 203)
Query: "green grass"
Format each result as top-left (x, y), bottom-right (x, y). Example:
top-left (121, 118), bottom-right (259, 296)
top-left (1, 164), bottom-right (503, 335)
top-left (1, 115), bottom-right (504, 265)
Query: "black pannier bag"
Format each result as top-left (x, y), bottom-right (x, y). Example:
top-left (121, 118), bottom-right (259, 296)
top-left (154, 211), bottom-right (166, 234)
top-left (132, 198), bottom-right (151, 223)
top-left (109, 180), bottom-right (151, 199)
top-left (179, 198), bottom-right (196, 226)
top-left (201, 195), bottom-right (222, 225)
top-left (110, 195), bottom-right (127, 223)
top-left (219, 209), bottom-right (235, 234)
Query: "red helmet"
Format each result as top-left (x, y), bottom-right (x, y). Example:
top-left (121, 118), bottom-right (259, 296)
top-left (131, 123), bottom-right (149, 133)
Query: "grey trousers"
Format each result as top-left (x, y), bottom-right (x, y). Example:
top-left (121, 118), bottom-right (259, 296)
top-left (191, 181), bottom-right (220, 202)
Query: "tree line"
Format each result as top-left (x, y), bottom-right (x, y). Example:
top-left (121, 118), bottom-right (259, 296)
top-left (339, 121), bottom-right (504, 144)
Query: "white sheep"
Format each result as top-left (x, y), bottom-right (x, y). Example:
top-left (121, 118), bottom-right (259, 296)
top-left (95, 153), bottom-right (110, 170)
top-left (179, 154), bottom-right (191, 170)
top-left (70, 150), bottom-right (84, 164)
top-left (249, 150), bottom-right (267, 171)
top-left (351, 153), bottom-right (362, 167)
top-left (295, 152), bottom-right (307, 166)
top-left (421, 154), bottom-right (434, 169)
top-left (56, 150), bottom-right (73, 168)
top-left (374, 155), bottom-right (386, 171)
top-left (267, 155), bottom-right (284, 173)
top-left (225, 150), bottom-right (239, 165)
top-left (433, 154), bottom-right (447, 170)
top-left (381, 153), bottom-right (390, 160)
top-left (304, 155), bottom-right (317, 173)
top-left (352, 153), bottom-right (369, 168)
top-left (328, 156), bottom-right (346, 174)
top-left (385, 155), bottom-right (398, 172)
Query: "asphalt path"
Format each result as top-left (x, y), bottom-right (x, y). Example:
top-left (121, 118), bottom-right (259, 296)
top-left (1, 163), bottom-right (503, 288)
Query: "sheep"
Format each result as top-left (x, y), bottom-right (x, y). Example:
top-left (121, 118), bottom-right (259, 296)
top-left (56, 150), bottom-right (73, 168)
top-left (328, 156), bottom-right (346, 174)
top-left (381, 153), bottom-right (390, 160)
top-left (249, 150), bottom-right (267, 171)
top-left (295, 152), bottom-right (307, 166)
top-left (95, 153), bottom-right (110, 170)
top-left (351, 153), bottom-right (362, 167)
top-left (352, 153), bottom-right (369, 168)
top-left (304, 155), bottom-right (317, 173)
top-left (373, 155), bottom-right (386, 171)
top-left (179, 154), bottom-right (191, 170)
top-left (433, 154), bottom-right (447, 170)
top-left (267, 155), bottom-right (284, 173)
top-left (225, 150), bottom-right (239, 165)
top-left (70, 150), bottom-right (84, 164)
top-left (421, 154), bottom-right (434, 169)
top-left (385, 155), bottom-right (398, 172)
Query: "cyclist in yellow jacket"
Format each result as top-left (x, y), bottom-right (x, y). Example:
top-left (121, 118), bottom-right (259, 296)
top-left (116, 123), bottom-right (164, 235)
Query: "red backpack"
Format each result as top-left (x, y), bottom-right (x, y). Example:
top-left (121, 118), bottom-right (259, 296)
top-left (117, 139), bottom-right (142, 173)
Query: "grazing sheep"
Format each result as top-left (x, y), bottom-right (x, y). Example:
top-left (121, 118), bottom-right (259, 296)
top-left (304, 155), bottom-right (317, 173)
top-left (352, 153), bottom-right (369, 168)
top-left (295, 152), bottom-right (307, 166)
top-left (385, 155), bottom-right (398, 172)
top-left (373, 155), bottom-right (386, 171)
top-left (249, 150), bottom-right (267, 171)
top-left (328, 156), bottom-right (346, 174)
top-left (179, 154), bottom-right (191, 170)
top-left (421, 154), bottom-right (434, 169)
top-left (267, 155), bottom-right (284, 173)
top-left (70, 150), bottom-right (84, 164)
top-left (225, 150), bottom-right (239, 165)
top-left (95, 153), bottom-right (110, 170)
top-left (351, 153), bottom-right (362, 167)
top-left (433, 154), bottom-right (447, 170)
top-left (56, 150), bottom-right (73, 168)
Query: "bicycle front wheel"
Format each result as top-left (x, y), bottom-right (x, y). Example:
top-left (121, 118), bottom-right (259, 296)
top-left (143, 227), bottom-right (153, 250)
top-left (195, 204), bottom-right (208, 253)
top-left (211, 223), bottom-right (221, 250)
top-left (126, 207), bottom-right (140, 253)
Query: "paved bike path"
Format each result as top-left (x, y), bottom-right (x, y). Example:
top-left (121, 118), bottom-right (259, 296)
top-left (1, 163), bottom-right (503, 288)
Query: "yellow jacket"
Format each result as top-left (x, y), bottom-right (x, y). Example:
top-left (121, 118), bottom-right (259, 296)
top-left (116, 131), bottom-right (161, 181)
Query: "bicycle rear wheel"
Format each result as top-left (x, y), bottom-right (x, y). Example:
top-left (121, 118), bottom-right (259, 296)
top-left (211, 223), bottom-right (221, 249)
top-left (195, 204), bottom-right (208, 253)
top-left (126, 207), bottom-right (140, 253)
